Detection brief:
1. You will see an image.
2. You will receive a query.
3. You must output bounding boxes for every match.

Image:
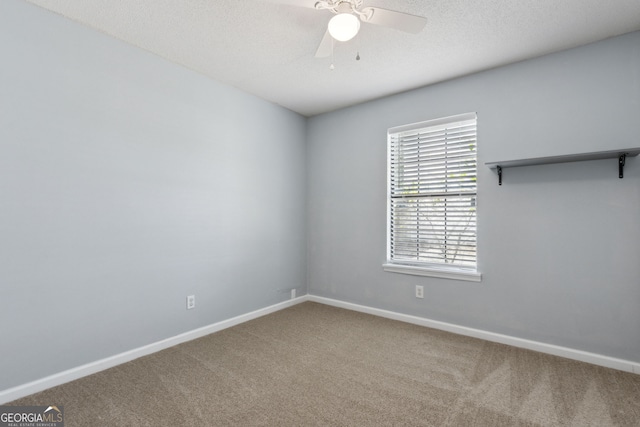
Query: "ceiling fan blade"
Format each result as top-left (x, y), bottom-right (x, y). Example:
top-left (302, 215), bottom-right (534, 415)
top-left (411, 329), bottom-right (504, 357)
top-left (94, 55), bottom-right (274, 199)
top-left (315, 30), bottom-right (333, 58)
top-left (361, 7), bottom-right (427, 33)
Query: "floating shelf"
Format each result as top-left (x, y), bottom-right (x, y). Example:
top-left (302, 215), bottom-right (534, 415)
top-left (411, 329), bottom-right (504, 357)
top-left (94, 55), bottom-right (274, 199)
top-left (485, 148), bottom-right (640, 185)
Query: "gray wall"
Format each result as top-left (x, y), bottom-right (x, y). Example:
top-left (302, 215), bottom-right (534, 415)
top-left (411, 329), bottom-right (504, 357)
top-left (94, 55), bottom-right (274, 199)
top-left (0, 0), bottom-right (306, 391)
top-left (307, 31), bottom-right (640, 362)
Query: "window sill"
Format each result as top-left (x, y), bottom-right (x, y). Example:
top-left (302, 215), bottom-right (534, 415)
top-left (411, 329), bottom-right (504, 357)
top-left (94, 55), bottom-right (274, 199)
top-left (382, 263), bottom-right (482, 282)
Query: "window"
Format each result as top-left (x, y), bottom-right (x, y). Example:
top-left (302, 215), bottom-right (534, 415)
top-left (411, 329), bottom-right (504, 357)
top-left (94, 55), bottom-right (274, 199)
top-left (384, 113), bottom-right (480, 282)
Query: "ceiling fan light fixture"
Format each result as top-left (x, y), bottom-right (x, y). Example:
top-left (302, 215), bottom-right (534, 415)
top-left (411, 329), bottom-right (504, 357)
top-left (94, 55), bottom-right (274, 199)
top-left (328, 13), bottom-right (360, 42)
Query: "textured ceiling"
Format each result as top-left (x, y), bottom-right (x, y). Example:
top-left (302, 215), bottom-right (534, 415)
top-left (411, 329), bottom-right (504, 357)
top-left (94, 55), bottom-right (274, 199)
top-left (24, 0), bottom-right (640, 116)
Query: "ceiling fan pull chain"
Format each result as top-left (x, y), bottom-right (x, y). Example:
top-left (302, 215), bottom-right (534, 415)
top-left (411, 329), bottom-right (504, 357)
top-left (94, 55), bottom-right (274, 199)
top-left (330, 37), bottom-right (335, 70)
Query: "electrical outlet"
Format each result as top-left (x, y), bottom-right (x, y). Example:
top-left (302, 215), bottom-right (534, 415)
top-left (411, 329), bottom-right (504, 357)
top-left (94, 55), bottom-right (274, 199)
top-left (187, 295), bottom-right (195, 310)
top-left (415, 285), bottom-right (424, 299)
top-left (291, 289), bottom-right (296, 299)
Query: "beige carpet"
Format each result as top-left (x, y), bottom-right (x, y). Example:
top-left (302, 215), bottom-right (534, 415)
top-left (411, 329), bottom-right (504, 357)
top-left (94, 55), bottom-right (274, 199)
top-left (10, 302), bottom-right (640, 426)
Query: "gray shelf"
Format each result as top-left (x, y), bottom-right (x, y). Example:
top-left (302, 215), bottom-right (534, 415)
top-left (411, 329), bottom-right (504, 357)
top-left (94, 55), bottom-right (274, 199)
top-left (485, 148), bottom-right (640, 185)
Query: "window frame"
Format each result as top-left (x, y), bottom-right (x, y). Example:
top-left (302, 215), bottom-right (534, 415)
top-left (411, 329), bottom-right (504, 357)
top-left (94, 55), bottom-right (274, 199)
top-left (384, 113), bottom-right (481, 282)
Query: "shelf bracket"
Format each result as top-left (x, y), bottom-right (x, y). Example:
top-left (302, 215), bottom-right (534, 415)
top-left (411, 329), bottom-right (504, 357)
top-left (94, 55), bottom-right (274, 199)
top-left (619, 154), bottom-right (626, 179)
top-left (497, 165), bottom-right (502, 186)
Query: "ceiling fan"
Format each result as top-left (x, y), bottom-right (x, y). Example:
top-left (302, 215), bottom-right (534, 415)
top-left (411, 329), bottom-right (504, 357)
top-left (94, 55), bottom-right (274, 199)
top-left (312, 0), bottom-right (428, 57)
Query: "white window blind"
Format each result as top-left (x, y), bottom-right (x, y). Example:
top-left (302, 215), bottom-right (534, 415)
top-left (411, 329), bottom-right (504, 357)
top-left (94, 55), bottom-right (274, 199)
top-left (387, 113), bottom-right (477, 269)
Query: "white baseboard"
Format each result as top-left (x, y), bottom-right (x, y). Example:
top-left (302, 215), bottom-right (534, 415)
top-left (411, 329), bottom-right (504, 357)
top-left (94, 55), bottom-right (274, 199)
top-left (0, 296), bottom-right (309, 404)
top-left (3, 293), bottom-right (638, 404)
top-left (307, 295), bottom-right (640, 375)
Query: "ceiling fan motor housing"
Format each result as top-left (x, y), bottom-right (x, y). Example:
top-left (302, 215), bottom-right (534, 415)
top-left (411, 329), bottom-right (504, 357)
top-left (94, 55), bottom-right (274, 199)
top-left (315, 0), bottom-right (363, 14)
